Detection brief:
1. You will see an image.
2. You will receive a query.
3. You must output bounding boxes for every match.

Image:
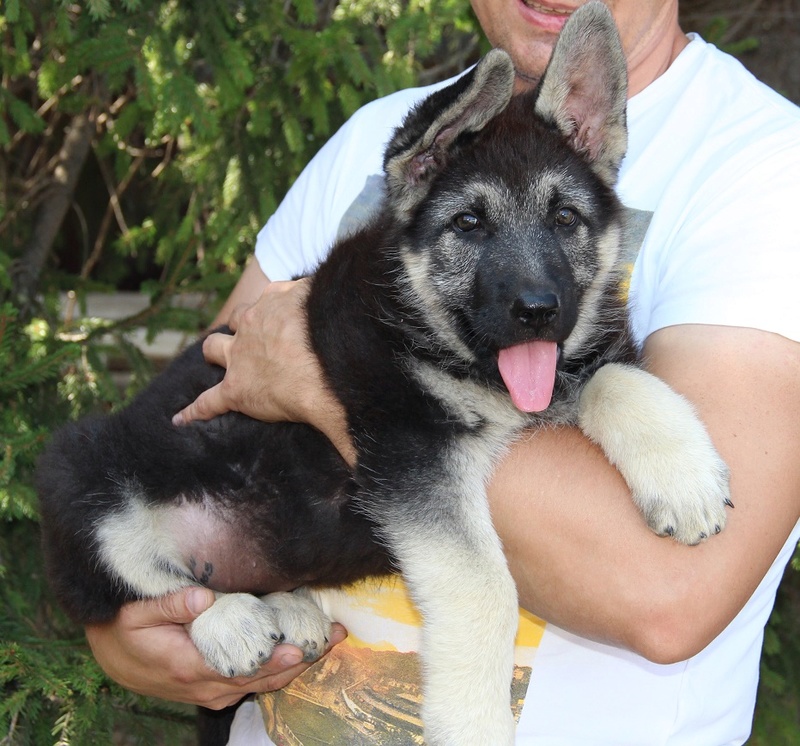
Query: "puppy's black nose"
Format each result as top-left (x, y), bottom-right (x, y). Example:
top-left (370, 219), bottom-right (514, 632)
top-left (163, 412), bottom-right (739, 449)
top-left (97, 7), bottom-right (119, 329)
top-left (511, 291), bottom-right (560, 328)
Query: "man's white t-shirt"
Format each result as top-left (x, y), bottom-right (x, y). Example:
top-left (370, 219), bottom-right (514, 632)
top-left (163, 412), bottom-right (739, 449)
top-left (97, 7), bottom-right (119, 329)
top-left (233, 34), bottom-right (800, 745)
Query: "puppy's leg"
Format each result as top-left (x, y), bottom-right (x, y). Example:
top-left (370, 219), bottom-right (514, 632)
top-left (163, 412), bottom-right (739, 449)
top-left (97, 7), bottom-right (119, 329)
top-left (94, 495), bottom-right (201, 598)
top-left (96, 497), bottom-right (330, 676)
top-left (379, 476), bottom-right (518, 746)
top-left (578, 363), bottom-right (731, 544)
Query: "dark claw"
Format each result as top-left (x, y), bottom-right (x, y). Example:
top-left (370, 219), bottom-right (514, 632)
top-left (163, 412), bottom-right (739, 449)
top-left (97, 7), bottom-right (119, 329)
top-left (714, 524), bottom-right (721, 534)
top-left (699, 532), bottom-right (707, 540)
top-left (724, 498), bottom-right (735, 509)
top-left (664, 526), bottom-right (675, 537)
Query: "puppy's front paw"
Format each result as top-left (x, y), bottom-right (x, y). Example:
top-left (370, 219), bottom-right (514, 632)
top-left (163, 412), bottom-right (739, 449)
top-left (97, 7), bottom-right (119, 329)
top-left (578, 364), bottom-right (733, 546)
top-left (639, 453), bottom-right (731, 545)
top-left (189, 593), bottom-right (283, 677)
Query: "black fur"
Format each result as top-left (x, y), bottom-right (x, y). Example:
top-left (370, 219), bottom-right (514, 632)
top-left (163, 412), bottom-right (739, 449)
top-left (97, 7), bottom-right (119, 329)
top-left (37, 334), bottom-right (391, 624)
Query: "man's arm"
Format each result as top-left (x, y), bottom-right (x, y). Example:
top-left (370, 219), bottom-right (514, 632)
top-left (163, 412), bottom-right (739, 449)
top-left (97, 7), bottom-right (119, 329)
top-left (211, 258), bottom-right (272, 328)
top-left (491, 323), bottom-right (800, 662)
top-left (90, 276), bottom-right (799, 705)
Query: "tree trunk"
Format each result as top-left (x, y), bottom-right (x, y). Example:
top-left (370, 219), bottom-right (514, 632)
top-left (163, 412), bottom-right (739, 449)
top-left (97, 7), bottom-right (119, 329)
top-left (12, 109), bottom-right (97, 313)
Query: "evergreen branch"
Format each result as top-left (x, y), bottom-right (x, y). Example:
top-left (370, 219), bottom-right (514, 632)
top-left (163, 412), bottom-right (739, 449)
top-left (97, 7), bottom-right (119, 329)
top-left (0, 344), bottom-right (79, 395)
top-left (6, 74), bottom-right (87, 154)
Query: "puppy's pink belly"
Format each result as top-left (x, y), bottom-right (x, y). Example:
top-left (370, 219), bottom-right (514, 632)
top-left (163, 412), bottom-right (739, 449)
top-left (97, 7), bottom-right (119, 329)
top-left (164, 500), bottom-right (286, 594)
top-left (184, 545), bottom-right (288, 594)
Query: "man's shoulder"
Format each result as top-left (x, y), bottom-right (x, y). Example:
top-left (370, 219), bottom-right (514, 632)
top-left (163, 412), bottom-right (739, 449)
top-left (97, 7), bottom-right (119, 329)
top-left (689, 34), bottom-right (800, 134)
top-left (623, 34), bottom-right (800, 201)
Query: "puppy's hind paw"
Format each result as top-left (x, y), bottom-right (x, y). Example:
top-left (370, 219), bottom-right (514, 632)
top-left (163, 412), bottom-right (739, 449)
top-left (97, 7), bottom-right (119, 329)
top-left (189, 593), bottom-right (284, 677)
top-left (261, 588), bottom-right (332, 663)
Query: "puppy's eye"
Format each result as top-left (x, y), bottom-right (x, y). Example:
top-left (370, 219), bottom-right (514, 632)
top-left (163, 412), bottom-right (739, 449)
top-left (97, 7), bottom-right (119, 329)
top-left (452, 213), bottom-right (481, 232)
top-left (555, 207), bottom-right (578, 227)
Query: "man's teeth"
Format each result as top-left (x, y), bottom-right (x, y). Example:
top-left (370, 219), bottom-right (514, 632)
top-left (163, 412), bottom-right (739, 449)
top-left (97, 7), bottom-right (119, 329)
top-left (522, 1), bottom-right (573, 15)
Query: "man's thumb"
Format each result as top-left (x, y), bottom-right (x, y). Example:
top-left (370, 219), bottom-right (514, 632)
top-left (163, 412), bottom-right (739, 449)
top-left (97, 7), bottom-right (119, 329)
top-left (158, 587), bottom-right (215, 623)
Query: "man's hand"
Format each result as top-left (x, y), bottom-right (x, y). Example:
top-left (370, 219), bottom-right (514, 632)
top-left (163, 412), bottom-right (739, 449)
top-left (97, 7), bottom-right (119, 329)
top-left (173, 280), bottom-right (314, 426)
top-left (172, 279), bottom-right (356, 465)
top-left (85, 587), bottom-right (347, 709)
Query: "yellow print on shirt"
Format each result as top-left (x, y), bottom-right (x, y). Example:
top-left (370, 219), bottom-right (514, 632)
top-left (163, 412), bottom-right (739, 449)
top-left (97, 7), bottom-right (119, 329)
top-left (260, 576), bottom-right (545, 745)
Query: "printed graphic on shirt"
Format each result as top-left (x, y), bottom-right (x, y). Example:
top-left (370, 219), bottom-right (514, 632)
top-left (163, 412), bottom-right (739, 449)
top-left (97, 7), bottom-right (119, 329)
top-left (260, 576), bottom-right (545, 745)
top-left (618, 206), bottom-right (652, 302)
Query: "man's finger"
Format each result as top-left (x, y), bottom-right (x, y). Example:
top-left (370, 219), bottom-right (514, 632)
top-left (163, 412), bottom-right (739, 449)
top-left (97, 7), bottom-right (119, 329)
top-left (226, 303), bottom-right (251, 333)
top-left (172, 383), bottom-right (230, 426)
top-left (121, 587), bottom-right (216, 627)
top-left (201, 331), bottom-right (233, 368)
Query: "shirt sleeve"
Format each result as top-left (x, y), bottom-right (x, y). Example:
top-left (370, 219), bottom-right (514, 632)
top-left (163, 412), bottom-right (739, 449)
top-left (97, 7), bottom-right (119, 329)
top-left (631, 133), bottom-right (800, 345)
top-left (253, 111), bottom-right (385, 281)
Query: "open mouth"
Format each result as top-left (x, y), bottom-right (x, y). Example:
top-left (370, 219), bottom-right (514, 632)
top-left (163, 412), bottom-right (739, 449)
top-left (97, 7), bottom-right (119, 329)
top-left (517, 0), bottom-right (578, 33)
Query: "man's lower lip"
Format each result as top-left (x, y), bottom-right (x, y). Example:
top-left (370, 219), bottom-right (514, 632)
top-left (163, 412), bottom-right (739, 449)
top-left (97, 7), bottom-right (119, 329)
top-left (517, 0), bottom-right (575, 32)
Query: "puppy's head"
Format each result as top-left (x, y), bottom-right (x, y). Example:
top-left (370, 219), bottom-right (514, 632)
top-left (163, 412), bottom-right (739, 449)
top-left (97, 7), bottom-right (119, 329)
top-left (385, 3), bottom-right (629, 410)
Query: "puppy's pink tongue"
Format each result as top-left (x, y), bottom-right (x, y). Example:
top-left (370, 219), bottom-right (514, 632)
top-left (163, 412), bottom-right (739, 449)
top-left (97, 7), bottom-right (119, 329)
top-left (497, 341), bottom-right (558, 412)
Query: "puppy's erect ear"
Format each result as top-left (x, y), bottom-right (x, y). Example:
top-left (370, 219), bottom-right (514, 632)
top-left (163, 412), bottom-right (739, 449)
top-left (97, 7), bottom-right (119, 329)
top-left (534, 1), bottom-right (628, 185)
top-left (383, 49), bottom-right (515, 216)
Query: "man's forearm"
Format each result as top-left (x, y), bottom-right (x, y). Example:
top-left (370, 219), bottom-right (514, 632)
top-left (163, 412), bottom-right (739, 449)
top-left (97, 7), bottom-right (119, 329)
top-left (489, 324), bottom-right (800, 663)
top-left (489, 425), bottom-right (705, 660)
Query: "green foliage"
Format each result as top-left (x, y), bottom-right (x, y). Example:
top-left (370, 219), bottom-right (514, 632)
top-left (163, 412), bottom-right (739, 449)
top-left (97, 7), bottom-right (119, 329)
top-left (750, 549), bottom-right (800, 744)
top-left (0, 304), bottom-right (79, 521)
top-left (699, 15), bottom-right (760, 57)
top-left (0, 0), bottom-right (480, 740)
top-left (0, 520), bottom-right (195, 745)
top-left (1, 1), bottom-right (797, 742)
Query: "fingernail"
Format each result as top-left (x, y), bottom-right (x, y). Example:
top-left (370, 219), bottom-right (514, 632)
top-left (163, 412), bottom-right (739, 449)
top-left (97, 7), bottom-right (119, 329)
top-left (172, 412), bottom-right (184, 427)
top-left (187, 588), bottom-right (212, 615)
top-left (280, 651), bottom-right (303, 667)
top-left (329, 626), bottom-right (347, 645)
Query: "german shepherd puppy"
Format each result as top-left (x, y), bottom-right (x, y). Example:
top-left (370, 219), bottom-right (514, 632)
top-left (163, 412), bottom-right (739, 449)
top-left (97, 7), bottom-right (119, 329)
top-left (37, 5), bottom-right (730, 744)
